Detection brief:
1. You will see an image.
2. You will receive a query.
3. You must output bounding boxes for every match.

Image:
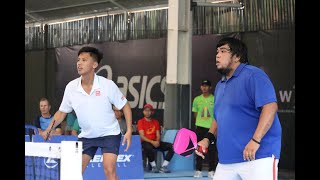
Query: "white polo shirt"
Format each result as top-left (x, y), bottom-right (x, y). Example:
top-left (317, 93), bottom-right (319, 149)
top-left (59, 74), bottom-right (127, 138)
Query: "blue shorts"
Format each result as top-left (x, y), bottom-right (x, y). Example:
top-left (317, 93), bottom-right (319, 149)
top-left (78, 133), bottom-right (121, 158)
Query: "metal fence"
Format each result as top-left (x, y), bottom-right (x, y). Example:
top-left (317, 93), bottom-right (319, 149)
top-left (25, 0), bottom-right (295, 51)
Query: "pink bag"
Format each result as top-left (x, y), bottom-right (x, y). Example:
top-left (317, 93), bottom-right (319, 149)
top-left (173, 128), bottom-right (197, 157)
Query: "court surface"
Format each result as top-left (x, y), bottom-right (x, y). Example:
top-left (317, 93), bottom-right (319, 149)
top-left (144, 170), bottom-right (295, 180)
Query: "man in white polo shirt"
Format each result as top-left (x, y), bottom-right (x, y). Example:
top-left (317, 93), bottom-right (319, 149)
top-left (43, 46), bottom-right (133, 180)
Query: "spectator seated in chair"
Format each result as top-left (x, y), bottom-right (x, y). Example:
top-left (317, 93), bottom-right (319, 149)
top-left (33, 97), bottom-right (62, 139)
top-left (137, 104), bottom-right (174, 173)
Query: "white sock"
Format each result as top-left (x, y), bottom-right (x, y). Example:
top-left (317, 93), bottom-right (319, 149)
top-left (162, 160), bottom-right (169, 167)
top-left (150, 161), bottom-right (156, 167)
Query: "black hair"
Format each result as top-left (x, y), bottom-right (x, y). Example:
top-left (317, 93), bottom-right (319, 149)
top-left (78, 46), bottom-right (103, 64)
top-left (216, 37), bottom-right (249, 64)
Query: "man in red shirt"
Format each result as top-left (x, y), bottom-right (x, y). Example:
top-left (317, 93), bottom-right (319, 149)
top-left (137, 104), bottom-right (174, 173)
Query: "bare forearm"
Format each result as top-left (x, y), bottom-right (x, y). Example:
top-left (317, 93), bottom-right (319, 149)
top-left (253, 102), bottom-right (278, 141)
top-left (200, 120), bottom-right (217, 145)
top-left (208, 120), bottom-right (217, 136)
top-left (122, 103), bottom-right (133, 133)
top-left (156, 132), bottom-right (161, 142)
top-left (46, 111), bottom-right (67, 131)
top-left (140, 134), bottom-right (153, 143)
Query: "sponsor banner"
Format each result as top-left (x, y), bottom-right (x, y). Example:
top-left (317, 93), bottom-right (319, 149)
top-left (55, 35), bottom-right (229, 125)
top-left (55, 33), bottom-right (294, 123)
top-left (55, 39), bottom-right (166, 125)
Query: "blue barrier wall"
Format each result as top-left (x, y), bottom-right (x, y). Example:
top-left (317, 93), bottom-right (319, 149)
top-left (25, 135), bottom-right (30, 142)
top-left (32, 135), bottom-right (78, 142)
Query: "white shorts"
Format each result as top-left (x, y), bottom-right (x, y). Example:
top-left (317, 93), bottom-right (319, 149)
top-left (213, 155), bottom-right (279, 180)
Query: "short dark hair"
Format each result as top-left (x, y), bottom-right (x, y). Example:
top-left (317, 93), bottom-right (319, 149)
top-left (39, 97), bottom-right (50, 106)
top-left (217, 37), bottom-right (249, 64)
top-left (78, 46), bottom-right (103, 64)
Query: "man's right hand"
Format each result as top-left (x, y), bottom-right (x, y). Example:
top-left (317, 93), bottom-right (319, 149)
top-left (195, 138), bottom-right (210, 159)
top-left (39, 130), bottom-right (47, 140)
top-left (40, 129), bottom-right (52, 140)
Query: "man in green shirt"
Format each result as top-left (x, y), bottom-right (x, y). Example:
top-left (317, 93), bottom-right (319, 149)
top-left (192, 80), bottom-right (218, 178)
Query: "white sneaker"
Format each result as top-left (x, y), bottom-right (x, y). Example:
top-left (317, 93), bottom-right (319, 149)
top-left (193, 170), bottom-right (202, 178)
top-left (208, 171), bottom-right (215, 178)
